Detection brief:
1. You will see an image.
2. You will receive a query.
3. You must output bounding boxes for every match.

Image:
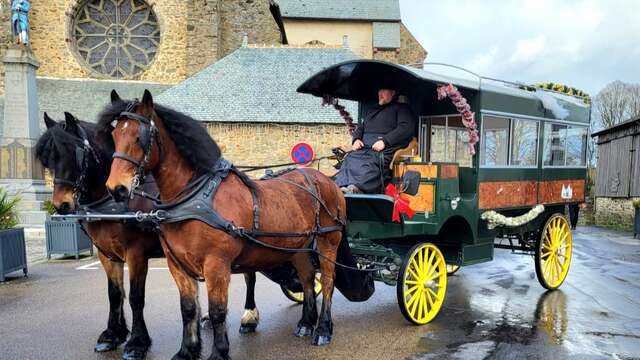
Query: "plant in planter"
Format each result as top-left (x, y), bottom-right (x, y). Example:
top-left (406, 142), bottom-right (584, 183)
top-left (42, 199), bottom-right (56, 216)
top-left (633, 199), bottom-right (640, 239)
top-left (0, 187), bottom-right (27, 282)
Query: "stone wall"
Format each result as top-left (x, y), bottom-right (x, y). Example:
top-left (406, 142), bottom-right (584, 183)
top-left (373, 49), bottom-right (399, 62)
top-left (594, 197), bottom-right (639, 231)
top-left (205, 122), bottom-right (351, 176)
top-left (186, 0), bottom-right (220, 77)
top-left (218, 0), bottom-right (281, 59)
top-left (27, 0), bottom-right (190, 83)
top-left (0, 2), bottom-right (13, 95)
top-left (398, 23), bottom-right (426, 65)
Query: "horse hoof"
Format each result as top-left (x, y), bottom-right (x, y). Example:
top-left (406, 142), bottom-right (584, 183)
top-left (239, 323), bottom-right (257, 334)
top-left (200, 317), bottom-right (212, 329)
top-left (122, 348), bottom-right (147, 360)
top-left (95, 342), bottom-right (118, 352)
top-left (312, 334), bottom-right (332, 346)
top-left (207, 355), bottom-right (231, 360)
top-left (294, 324), bottom-right (314, 338)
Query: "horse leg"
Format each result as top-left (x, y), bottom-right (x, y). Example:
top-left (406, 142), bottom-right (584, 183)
top-left (167, 257), bottom-right (201, 360)
top-left (291, 254), bottom-right (318, 338)
top-left (312, 234), bottom-right (340, 346)
top-left (239, 272), bottom-right (259, 333)
top-left (95, 252), bottom-right (129, 352)
top-left (204, 258), bottom-right (232, 360)
top-left (123, 251), bottom-right (152, 360)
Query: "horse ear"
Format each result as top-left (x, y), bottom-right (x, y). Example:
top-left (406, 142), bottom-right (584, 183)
top-left (64, 112), bottom-right (79, 134)
top-left (142, 89), bottom-right (153, 108)
top-left (111, 90), bottom-right (121, 104)
top-left (44, 112), bottom-right (57, 129)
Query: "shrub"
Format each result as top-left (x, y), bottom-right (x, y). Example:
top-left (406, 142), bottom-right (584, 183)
top-left (0, 188), bottom-right (20, 230)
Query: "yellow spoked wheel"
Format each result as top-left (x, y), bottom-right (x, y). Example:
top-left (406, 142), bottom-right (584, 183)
top-left (397, 243), bottom-right (447, 325)
top-left (535, 214), bottom-right (573, 290)
top-left (281, 272), bottom-right (322, 304)
top-left (446, 264), bottom-right (461, 276)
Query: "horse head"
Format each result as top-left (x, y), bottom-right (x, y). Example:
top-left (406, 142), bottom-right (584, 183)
top-left (105, 89), bottom-right (162, 202)
top-left (35, 112), bottom-right (104, 214)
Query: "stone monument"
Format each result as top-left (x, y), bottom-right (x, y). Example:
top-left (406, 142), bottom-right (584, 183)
top-left (0, 44), bottom-right (49, 226)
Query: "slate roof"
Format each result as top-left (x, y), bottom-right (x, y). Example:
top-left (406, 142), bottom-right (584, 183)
top-left (155, 45), bottom-right (359, 124)
top-left (274, 0), bottom-right (401, 21)
top-left (373, 22), bottom-right (400, 48)
top-left (0, 78), bottom-right (171, 137)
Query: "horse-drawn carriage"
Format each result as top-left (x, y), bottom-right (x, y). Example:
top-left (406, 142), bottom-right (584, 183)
top-left (296, 59), bottom-right (589, 325)
top-left (41, 59), bottom-right (589, 359)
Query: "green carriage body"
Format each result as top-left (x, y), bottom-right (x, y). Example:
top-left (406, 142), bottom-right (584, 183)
top-left (298, 60), bottom-right (589, 270)
top-left (297, 61), bottom-right (587, 315)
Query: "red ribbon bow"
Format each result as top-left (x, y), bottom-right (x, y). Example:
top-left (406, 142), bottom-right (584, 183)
top-left (385, 183), bottom-right (416, 223)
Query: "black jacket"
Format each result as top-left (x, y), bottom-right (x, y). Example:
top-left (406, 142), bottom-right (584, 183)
top-left (352, 102), bottom-right (416, 148)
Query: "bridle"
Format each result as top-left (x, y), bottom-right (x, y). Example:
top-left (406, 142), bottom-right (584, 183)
top-left (53, 124), bottom-right (101, 204)
top-left (111, 101), bottom-right (159, 197)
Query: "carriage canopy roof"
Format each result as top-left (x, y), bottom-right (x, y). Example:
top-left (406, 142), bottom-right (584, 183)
top-left (297, 60), bottom-right (590, 124)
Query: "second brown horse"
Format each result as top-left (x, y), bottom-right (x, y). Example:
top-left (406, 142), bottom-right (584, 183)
top-left (101, 90), bottom-right (345, 360)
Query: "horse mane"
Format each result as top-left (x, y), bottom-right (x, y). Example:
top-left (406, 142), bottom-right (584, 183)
top-left (96, 99), bottom-right (257, 190)
top-left (35, 119), bottom-right (112, 170)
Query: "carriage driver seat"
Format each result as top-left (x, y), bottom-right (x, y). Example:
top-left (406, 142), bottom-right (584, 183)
top-left (389, 137), bottom-right (418, 169)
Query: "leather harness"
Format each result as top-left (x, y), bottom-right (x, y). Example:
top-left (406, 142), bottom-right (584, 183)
top-left (112, 104), bottom-right (345, 280)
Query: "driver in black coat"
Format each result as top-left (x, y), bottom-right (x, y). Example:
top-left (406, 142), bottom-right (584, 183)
top-left (336, 88), bottom-right (416, 193)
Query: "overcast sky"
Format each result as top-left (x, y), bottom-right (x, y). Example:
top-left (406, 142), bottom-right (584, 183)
top-left (399, 0), bottom-right (640, 96)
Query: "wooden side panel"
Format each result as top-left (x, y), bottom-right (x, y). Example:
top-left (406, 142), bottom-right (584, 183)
top-left (633, 135), bottom-right (640, 196)
top-left (393, 164), bottom-right (437, 178)
top-left (440, 164), bottom-right (459, 178)
top-left (479, 181), bottom-right (537, 209)
top-left (539, 179), bottom-right (585, 204)
top-left (403, 183), bottom-right (434, 212)
top-left (595, 137), bottom-right (632, 197)
top-left (594, 141), bottom-right (609, 197)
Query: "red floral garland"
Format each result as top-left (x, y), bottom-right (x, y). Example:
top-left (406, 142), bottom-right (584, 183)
top-left (436, 84), bottom-right (479, 155)
top-left (322, 95), bottom-right (356, 135)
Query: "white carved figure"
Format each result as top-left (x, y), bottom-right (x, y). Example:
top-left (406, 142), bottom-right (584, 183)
top-left (561, 185), bottom-right (573, 199)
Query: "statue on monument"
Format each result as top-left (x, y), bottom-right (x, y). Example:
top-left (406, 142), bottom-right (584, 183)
top-left (11, 0), bottom-right (31, 45)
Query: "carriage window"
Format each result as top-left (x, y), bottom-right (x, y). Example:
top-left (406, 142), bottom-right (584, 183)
top-left (510, 119), bottom-right (538, 166)
top-left (543, 123), bottom-right (567, 166)
top-left (566, 126), bottom-right (587, 166)
top-left (427, 116), bottom-right (472, 166)
top-left (481, 116), bottom-right (509, 166)
top-left (447, 116), bottom-right (472, 167)
top-left (429, 117), bottom-right (447, 162)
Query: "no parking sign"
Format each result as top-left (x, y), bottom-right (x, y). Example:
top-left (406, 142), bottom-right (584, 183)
top-left (291, 143), bottom-right (314, 166)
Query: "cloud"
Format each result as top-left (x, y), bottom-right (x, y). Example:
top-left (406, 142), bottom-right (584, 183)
top-left (399, 0), bottom-right (640, 95)
top-left (510, 36), bottom-right (546, 64)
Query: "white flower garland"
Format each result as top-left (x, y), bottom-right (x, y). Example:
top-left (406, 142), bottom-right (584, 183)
top-left (480, 205), bottom-right (545, 229)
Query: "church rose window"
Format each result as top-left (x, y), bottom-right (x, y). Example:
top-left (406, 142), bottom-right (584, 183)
top-left (71, 0), bottom-right (160, 78)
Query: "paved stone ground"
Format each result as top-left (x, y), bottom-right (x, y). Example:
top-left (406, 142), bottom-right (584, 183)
top-left (24, 227), bottom-right (47, 263)
top-left (1, 225), bottom-right (638, 360)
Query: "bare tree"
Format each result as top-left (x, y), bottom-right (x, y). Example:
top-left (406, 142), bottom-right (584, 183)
top-left (594, 80), bottom-right (640, 129)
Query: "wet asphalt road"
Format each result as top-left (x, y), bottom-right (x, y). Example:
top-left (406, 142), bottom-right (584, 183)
top-left (1, 226), bottom-right (639, 360)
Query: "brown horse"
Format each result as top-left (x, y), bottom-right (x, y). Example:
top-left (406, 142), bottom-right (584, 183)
top-left (36, 112), bottom-right (267, 359)
top-left (100, 90), bottom-right (345, 360)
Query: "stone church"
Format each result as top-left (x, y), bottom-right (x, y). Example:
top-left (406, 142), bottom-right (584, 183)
top-left (0, 0), bottom-right (426, 173)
